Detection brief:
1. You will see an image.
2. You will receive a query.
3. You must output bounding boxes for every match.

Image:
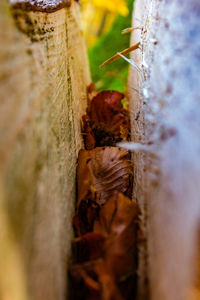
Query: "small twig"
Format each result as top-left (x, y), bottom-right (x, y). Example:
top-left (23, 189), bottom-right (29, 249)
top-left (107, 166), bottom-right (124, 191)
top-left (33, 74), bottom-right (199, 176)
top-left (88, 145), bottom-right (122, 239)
top-left (99, 42), bottom-right (140, 68)
top-left (122, 27), bottom-right (143, 34)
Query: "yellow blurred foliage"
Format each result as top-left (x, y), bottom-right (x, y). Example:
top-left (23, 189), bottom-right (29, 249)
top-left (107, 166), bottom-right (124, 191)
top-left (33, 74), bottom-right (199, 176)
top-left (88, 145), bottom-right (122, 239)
top-left (92, 0), bottom-right (128, 16)
top-left (81, 0), bottom-right (129, 46)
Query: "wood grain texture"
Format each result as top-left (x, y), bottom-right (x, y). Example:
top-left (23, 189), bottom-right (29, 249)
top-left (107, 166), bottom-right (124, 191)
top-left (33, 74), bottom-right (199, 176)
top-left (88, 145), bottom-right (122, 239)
top-left (0, 1), bottom-right (90, 299)
top-left (129, 0), bottom-right (200, 299)
top-left (128, 1), bottom-right (149, 298)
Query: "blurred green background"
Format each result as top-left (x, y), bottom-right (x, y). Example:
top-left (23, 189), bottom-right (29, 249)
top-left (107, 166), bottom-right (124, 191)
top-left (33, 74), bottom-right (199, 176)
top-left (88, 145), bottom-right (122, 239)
top-left (81, 0), bottom-right (134, 92)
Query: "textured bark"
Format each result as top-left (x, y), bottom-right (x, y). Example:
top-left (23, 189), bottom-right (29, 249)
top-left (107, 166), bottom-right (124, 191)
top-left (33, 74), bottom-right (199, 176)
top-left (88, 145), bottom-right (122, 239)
top-left (0, 1), bottom-right (90, 300)
top-left (129, 0), bottom-right (200, 299)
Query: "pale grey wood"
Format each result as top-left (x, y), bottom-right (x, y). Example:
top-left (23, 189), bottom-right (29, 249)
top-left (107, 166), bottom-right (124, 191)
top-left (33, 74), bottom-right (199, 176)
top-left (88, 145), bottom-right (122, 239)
top-left (129, 0), bottom-right (200, 299)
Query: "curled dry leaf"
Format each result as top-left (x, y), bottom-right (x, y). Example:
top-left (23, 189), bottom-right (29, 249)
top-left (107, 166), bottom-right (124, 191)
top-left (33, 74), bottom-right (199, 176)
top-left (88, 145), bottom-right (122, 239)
top-left (94, 192), bottom-right (139, 246)
top-left (73, 147), bottom-right (133, 236)
top-left (88, 148), bottom-right (133, 204)
top-left (70, 260), bottom-right (101, 300)
top-left (70, 259), bottom-right (124, 300)
top-left (70, 193), bottom-right (139, 300)
top-left (78, 147), bottom-right (133, 206)
top-left (72, 232), bottom-right (105, 263)
top-left (71, 87), bottom-right (138, 300)
top-left (82, 91), bottom-right (130, 150)
top-left (73, 147), bottom-right (132, 236)
top-left (94, 192), bottom-right (139, 296)
top-left (70, 260), bottom-right (124, 300)
top-left (73, 195), bottom-right (100, 236)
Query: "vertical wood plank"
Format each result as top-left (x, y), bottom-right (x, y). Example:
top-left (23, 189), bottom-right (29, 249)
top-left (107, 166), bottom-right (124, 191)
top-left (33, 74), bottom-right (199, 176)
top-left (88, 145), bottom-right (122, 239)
top-left (129, 0), bottom-right (200, 299)
top-left (0, 1), bottom-right (90, 299)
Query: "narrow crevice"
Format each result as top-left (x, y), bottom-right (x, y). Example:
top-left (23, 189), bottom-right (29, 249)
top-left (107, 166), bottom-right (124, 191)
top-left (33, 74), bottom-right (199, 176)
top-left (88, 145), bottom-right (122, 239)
top-left (69, 87), bottom-right (140, 300)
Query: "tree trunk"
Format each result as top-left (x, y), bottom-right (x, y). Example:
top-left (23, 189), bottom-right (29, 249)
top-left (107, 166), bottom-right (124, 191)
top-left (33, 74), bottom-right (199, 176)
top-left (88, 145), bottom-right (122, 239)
top-left (129, 0), bottom-right (200, 299)
top-left (0, 1), bottom-right (90, 300)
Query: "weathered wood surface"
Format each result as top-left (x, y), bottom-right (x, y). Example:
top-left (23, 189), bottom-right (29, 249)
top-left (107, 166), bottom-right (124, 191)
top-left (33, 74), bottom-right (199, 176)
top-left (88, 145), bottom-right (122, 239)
top-left (129, 0), bottom-right (200, 299)
top-left (128, 1), bottom-right (149, 298)
top-left (0, 1), bottom-right (90, 299)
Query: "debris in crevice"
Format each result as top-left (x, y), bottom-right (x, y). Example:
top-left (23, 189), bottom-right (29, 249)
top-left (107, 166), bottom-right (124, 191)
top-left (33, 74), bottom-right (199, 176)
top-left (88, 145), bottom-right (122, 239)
top-left (99, 42), bottom-right (141, 68)
top-left (70, 86), bottom-right (139, 300)
top-left (82, 90), bottom-right (130, 150)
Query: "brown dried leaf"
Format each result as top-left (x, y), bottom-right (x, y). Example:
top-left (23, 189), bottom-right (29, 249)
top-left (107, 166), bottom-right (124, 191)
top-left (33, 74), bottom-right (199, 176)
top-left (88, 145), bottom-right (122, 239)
top-left (94, 260), bottom-right (124, 300)
top-left (95, 192), bottom-right (138, 236)
top-left (88, 148), bottom-right (133, 204)
top-left (73, 147), bottom-right (132, 236)
top-left (70, 259), bottom-right (124, 300)
top-left (77, 147), bottom-right (133, 207)
top-left (71, 193), bottom-right (139, 300)
top-left (82, 91), bottom-right (130, 149)
top-left (73, 196), bottom-right (100, 236)
top-left (72, 232), bottom-right (105, 263)
top-left (95, 193), bottom-right (139, 299)
top-left (94, 192), bottom-right (139, 278)
top-left (70, 260), bottom-right (101, 300)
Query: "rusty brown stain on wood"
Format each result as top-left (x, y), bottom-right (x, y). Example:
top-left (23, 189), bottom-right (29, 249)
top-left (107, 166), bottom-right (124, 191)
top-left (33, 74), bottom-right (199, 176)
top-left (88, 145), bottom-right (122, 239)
top-left (10, 0), bottom-right (73, 13)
